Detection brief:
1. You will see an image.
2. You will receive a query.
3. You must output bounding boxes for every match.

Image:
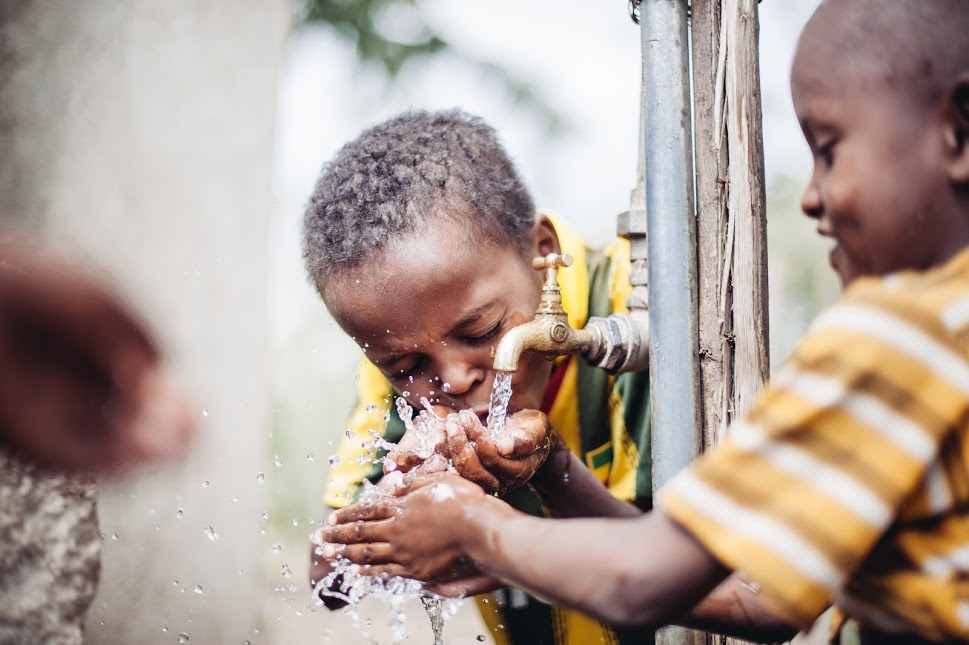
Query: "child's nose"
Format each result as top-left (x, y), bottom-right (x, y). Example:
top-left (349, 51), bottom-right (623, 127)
top-left (437, 362), bottom-right (485, 398)
top-left (800, 179), bottom-right (823, 220)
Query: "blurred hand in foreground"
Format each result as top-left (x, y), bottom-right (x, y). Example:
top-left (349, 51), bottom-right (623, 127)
top-left (0, 243), bottom-right (196, 474)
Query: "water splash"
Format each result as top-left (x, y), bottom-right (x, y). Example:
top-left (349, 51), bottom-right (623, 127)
top-left (423, 597), bottom-right (445, 645)
top-left (315, 490), bottom-right (459, 643)
top-left (487, 371), bottom-right (514, 437)
top-left (315, 412), bottom-right (460, 643)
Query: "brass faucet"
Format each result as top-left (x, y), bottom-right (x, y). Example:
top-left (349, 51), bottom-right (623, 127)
top-left (492, 253), bottom-right (650, 374)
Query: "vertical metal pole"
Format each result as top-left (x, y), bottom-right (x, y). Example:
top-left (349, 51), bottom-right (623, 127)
top-left (640, 1), bottom-right (703, 642)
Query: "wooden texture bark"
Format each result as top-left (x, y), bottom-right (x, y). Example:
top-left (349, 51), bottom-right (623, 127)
top-left (692, 0), bottom-right (770, 643)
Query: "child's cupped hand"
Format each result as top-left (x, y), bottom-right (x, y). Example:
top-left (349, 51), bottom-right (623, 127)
top-left (383, 405), bottom-right (554, 496)
top-left (444, 408), bottom-right (553, 495)
top-left (317, 472), bottom-right (494, 584)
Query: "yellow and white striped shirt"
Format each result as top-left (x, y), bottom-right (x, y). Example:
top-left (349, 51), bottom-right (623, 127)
top-left (662, 246), bottom-right (969, 642)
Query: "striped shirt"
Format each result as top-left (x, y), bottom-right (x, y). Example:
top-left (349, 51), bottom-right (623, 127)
top-left (324, 215), bottom-right (654, 645)
top-left (662, 247), bottom-right (969, 642)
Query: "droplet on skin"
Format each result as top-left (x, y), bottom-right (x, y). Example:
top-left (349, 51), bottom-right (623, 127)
top-left (431, 482), bottom-right (456, 502)
top-left (442, 382), bottom-right (451, 392)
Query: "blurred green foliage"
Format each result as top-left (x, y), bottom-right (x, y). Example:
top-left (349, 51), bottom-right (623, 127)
top-left (298, 0), bottom-right (446, 77)
top-left (296, 0), bottom-right (565, 133)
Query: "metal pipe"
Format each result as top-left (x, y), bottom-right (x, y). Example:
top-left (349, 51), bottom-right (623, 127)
top-left (640, 1), bottom-right (703, 641)
top-left (641, 0), bottom-right (700, 491)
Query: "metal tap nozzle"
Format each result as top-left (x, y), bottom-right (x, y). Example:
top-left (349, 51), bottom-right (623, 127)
top-left (492, 253), bottom-right (650, 375)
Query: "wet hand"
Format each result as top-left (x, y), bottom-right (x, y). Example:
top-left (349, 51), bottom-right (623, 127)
top-left (383, 405), bottom-right (455, 476)
top-left (446, 409), bottom-right (553, 495)
top-left (0, 245), bottom-right (196, 473)
top-left (315, 473), bottom-right (491, 583)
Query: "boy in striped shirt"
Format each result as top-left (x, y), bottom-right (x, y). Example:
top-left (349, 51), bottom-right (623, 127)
top-left (319, 0), bottom-right (969, 642)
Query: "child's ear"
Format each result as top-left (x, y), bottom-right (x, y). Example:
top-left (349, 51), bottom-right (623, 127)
top-left (530, 214), bottom-right (561, 258)
top-left (943, 74), bottom-right (969, 184)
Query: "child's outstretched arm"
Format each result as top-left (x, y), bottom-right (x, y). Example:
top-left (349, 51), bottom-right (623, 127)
top-left (318, 472), bottom-right (794, 641)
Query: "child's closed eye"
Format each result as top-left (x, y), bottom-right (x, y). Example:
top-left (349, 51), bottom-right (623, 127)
top-left (463, 322), bottom-right (503, 345)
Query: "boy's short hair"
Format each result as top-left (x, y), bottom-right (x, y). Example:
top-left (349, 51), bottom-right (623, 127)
top-left (302, 109), bottom-right (535, 289)
top-left (803, 0), bottom-right (969, 107)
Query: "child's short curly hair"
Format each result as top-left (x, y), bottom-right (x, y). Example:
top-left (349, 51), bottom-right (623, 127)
top-left (302, 109), bottom-right (535, 290)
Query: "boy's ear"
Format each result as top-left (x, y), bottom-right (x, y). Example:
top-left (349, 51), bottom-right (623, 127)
top-left (530, 214), bottom-right (561, 258)
top-left (942, 74), bottom-right (969, 184)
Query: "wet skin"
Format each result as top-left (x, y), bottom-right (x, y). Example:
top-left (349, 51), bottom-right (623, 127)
top-left (318, 1), bottom-right (969, 639)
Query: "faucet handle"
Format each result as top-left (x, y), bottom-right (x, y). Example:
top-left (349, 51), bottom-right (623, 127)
top-left (531, 253), bottom-right (574, 271)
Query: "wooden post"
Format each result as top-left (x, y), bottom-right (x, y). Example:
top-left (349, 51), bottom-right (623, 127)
top-left (692, 0), bottom-right (770, 643)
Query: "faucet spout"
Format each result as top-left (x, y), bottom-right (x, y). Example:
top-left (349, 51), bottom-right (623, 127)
top-left (491, 253), bottom-right (650, 375)
top-left (492, 314), bottom-right (595, 372)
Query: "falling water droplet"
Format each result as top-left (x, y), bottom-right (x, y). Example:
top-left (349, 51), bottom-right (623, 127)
top-left (256, 472), bottom-right (265, 483)
top-left (477, 636), bottom-right (487, 642)
top-left (172, 580), bottom-right (179, 586)
top-left (193, 585), bottom-right (203, 594)
top-left (111, 533), bottom-right (119, 541)
top-left (273, 455), bottom-right (282, 467)
top-left (201, 481), bottom-right (210, 488)
top-left (281, 564), bottom-right (293, 578)
top-left (344, 428), bottom-right (353, 438)
top-left (261, 511), bottom-right (270, 520)
top-left (178, 633), bottom-right (189, 643)
top-left (402, 390), bottom-right (410, 397)
top-left (202, 408), bottom-right (208, 417)
top-left (162, 626), bottom-right (169, 633)
top-left (272, 543), bottom-right (282, 554)
top-left (328, 455), bottom-right (340, 467)
top-left (365, 404), bottom-right (377, 413)
top-left (291, 519), bottom-right (299, 527)
top-left (306, 453), bottom-right (314, 462)
top-left (203, 526), bottom-right (219, 541)
top-left (176, 508), bottom-right (184, 519)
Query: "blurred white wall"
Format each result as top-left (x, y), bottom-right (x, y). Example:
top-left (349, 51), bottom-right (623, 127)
top-left (0, 1), bottom-right (288, 643)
